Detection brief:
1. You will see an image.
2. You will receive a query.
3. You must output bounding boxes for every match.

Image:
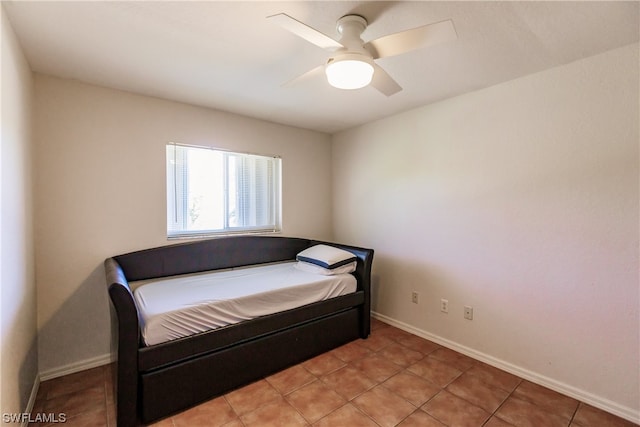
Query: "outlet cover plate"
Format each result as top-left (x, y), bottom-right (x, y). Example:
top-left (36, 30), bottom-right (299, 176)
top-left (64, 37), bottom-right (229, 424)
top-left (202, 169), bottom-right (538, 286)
top-left (464, 306), bottom-right (473, 320)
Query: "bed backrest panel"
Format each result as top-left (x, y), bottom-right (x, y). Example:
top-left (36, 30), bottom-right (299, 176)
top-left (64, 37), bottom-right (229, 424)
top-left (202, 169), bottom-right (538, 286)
top-left (114, 236), bottom-right (312, 281)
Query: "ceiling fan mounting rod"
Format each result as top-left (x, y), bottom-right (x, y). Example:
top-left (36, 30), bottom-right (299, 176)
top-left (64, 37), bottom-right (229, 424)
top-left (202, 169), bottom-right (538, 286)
top-left (336, 14), bottom-right (368, 51)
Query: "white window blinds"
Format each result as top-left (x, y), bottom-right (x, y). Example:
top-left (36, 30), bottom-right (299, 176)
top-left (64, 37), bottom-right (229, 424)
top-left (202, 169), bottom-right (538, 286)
top-left (166, 143), bottom-right (281, 238)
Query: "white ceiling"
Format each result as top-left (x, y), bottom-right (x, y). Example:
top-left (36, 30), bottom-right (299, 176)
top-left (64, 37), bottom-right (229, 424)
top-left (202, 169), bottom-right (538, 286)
top-left (4, 1), bottom-right (639, 134)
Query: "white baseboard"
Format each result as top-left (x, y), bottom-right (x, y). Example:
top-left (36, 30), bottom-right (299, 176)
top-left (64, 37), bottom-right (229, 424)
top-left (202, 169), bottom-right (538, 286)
top-left (39, 353), bottom-right (115, 382)
top-left (19, 354), bottom-right (113, 426)
top-left (371, 311), bottom-right (640, 425)
top-left (22, 377), bottom-right (40, 427)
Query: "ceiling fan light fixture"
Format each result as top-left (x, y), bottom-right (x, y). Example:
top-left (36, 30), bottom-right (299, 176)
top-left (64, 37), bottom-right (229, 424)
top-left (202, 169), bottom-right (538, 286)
top-left (325, 54), bottom-right (374, 90)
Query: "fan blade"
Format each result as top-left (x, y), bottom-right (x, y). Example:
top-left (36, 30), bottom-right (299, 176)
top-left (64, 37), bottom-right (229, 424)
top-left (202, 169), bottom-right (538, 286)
top-left (282, 64), bottom-right (325, 87)
top-left (268, 13), bottom-right (344, 51)
top-left (370, 63), bottom-right (402, 96)
top-left (365, 19), bottom-right (457, 59)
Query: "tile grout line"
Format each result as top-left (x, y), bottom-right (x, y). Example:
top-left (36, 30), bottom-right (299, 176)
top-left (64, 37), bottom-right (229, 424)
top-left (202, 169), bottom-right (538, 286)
top-left (371, 328), bottom-right (458, 427)
top-left (315, 336), bottom-right (422, 426)
top-left (439, 357), bottom-right (490, 427)
top-left (370, 335), bottom-right (465, 427)
top-left (481, 377), bottom-right (523, 427)
top-left (567, 402), bottom-right (582, 427)
top-left (103, 368), bottom-right (108, 427)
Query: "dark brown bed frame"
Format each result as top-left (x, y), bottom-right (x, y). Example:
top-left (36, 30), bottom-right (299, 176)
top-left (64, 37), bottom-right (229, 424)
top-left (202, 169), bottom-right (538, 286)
top-left (105, 235), bottom-right (373, 426)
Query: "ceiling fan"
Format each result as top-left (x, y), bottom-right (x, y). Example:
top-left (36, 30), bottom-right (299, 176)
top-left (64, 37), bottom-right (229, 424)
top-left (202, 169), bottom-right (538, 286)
top-left (267, 13), bottom-right (457, 96)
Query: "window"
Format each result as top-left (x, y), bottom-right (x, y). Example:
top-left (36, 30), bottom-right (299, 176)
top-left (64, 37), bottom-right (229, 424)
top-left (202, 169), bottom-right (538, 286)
top-left (166, 143), bottom-right (281, 238)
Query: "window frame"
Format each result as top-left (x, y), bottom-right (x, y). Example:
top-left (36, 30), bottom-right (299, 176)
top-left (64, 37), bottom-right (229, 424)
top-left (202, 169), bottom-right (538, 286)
top-left (166, 142), bottom-right (282, 239)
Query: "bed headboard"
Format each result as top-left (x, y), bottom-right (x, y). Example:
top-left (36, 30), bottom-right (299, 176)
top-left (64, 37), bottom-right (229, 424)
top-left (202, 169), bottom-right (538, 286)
top-left (113, 236), bottom-right (312, 281)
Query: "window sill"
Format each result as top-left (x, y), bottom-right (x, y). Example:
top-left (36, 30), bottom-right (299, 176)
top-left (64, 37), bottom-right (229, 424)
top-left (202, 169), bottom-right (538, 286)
top-left (167, 229), bottom-right (282, 241)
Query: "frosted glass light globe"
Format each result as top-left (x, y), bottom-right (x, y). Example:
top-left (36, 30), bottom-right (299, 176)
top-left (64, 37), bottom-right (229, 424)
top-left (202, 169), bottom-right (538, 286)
top-left (325, 55), bottom-right (374, 90)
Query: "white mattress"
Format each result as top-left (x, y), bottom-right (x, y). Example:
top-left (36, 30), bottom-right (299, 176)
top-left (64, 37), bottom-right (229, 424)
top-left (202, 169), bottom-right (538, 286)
top-left (133, 261), bottom-right (357, 346)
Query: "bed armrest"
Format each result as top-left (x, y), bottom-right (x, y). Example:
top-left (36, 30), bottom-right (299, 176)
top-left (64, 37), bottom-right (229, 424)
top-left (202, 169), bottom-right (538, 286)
top-left (105, 257), bottom-right (140, 427)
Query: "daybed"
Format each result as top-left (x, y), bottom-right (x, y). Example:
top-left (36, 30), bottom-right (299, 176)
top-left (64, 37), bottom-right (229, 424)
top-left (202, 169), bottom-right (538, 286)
top-left (105, 235), bottom-right (373, 426)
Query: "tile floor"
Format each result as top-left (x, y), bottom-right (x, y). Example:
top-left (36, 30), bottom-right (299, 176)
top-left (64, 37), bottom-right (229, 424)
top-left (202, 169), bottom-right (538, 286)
top-left (30, 319), bottom-right (637, 427)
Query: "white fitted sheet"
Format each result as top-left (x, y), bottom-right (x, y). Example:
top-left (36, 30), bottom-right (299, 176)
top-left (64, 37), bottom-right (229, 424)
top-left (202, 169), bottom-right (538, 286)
top-left (133, 261), bottom-right (357, 346)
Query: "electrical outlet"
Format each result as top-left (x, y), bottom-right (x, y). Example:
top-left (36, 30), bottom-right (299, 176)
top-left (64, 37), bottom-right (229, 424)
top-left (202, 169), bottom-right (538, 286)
top-left (411, 291), bottom-right (419, 304)
top-left (440, 298), bottom-right (449, 313)
top-left (464, 306), bottom-right (473, 320)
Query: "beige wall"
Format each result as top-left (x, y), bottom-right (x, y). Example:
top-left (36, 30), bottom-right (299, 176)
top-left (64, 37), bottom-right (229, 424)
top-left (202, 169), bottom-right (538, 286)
top-left (332, 43), bottom-right (639, 421)
top-left (1, 5), bottom-right (38, 416)
top-left (33, 75), bottom-right (333, 374)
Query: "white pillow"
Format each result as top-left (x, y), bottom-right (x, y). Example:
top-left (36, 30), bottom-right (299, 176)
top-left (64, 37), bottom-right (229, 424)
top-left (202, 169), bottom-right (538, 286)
top-left (296, 244), bottom-right (357, 269)
top-left (295, 260), bottom-right (357, 276)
